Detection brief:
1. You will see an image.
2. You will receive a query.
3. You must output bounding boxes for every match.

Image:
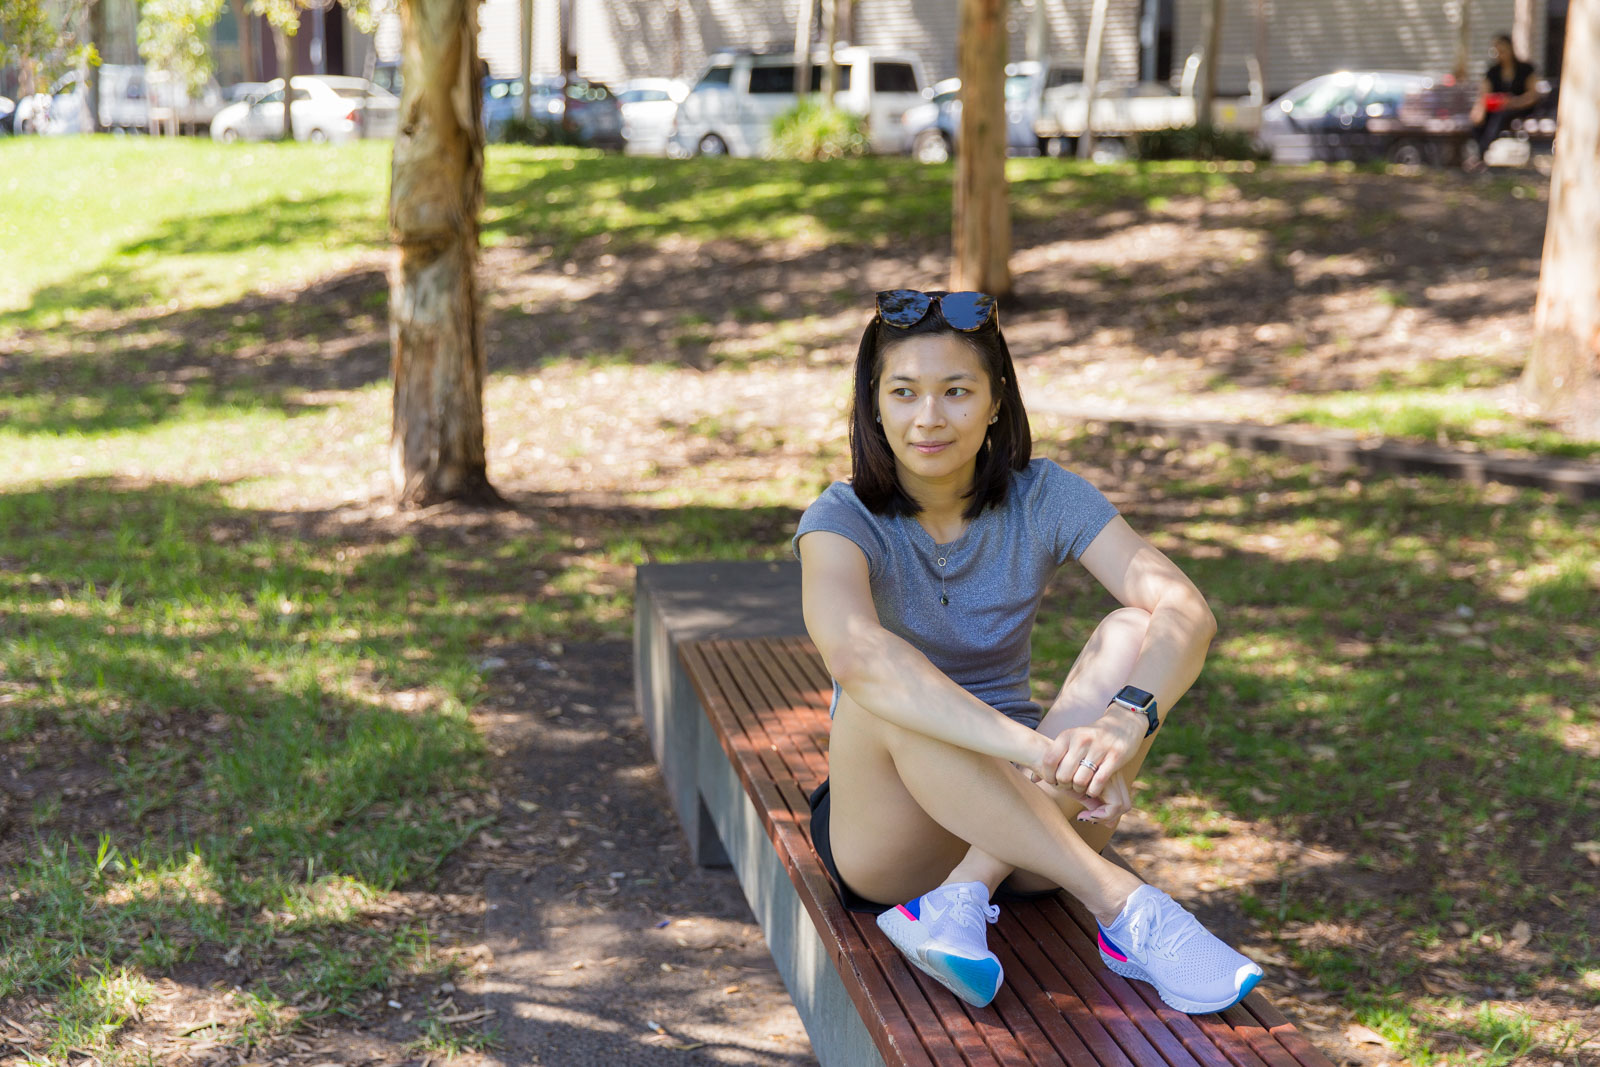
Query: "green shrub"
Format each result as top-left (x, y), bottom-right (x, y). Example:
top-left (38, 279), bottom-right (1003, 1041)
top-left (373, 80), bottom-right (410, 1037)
top-left (497, 116), bottom-right (583, 147)
top-left (1133, 124), bottom-right (1268, 162)
top-left (768, 99), bottom-right (869, 161)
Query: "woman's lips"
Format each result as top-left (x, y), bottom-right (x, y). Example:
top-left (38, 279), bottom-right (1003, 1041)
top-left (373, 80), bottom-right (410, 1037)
top-left (912, 441), bottom-right (951, 454)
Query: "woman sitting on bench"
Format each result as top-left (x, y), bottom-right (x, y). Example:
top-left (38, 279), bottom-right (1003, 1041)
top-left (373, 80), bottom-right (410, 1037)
top-left (794, 289), bottom-right (1263, 1013)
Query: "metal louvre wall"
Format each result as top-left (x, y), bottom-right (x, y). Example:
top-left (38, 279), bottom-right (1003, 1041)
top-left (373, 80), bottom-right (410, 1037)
top-left (1170, 0), bottom-right (1546, 99)
top-left (374, 0), bottom-right (1548, 100)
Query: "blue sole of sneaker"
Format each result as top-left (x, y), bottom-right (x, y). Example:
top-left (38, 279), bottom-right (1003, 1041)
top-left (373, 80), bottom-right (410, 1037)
top-left (1100, 952), bottom-right (1263, 1015)
top-left (924, 948), bottom-right (1003, 1008)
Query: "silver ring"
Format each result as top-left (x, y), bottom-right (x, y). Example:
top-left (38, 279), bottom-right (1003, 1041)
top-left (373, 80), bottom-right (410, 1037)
top-left (1079, 759), bottom-right (1098, 772)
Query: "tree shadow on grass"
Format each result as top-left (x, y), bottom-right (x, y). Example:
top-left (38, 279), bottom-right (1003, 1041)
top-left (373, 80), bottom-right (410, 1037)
top-left (0, 266), bottom-right (390, 437)
top-left (6, 190), bottom-right (384, 332)
top-left (0, 475), bottom-right (797, 1012)
top-left (1034, 434), bottom-right (1597, 1018)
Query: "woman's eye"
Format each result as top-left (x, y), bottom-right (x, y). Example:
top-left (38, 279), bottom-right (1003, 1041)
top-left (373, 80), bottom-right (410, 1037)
top-left (947, 387), bottom-right (970, 397)
top-left (889, 387), bottom-right (914, 398)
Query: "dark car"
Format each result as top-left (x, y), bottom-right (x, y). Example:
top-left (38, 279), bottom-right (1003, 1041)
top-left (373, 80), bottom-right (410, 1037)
top-left (482, 75), bottom-right (624, 149)
top-left (1259, 70), bottom-right (1440, 163)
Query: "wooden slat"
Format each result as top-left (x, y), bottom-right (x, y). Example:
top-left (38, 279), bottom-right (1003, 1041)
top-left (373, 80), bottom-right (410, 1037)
top-left (1054, 901), bottom-right (1250, 1067)
top-left (676, 638), bottom-right (1332, 1067)
top-left (1237, 997), bottom-right (1336, 1067)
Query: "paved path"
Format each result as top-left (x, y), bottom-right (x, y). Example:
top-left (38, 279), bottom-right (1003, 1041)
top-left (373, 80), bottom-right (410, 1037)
top-left (474, 640), bottom-right (815, 1066)
top-left (1034, 407), bottom-right (1600, 501)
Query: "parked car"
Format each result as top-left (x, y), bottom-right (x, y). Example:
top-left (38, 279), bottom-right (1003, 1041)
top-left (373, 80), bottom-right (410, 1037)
top-left (1035, 56), bottom-right (1260, 155)
top-left (225, 81), bottom-right (273, 103)
top-left (210, 75), bottom-right (397, 143)
top-left (616, 77), bottom-right (687, 155)
top-left (0, 96), bottom-right (14, 134)
top-left (668, 47), bottom-right (925, 158)
top-left (901, 62), bottom-right (1080, 163)
top-left (482, 75), bottom-right (625, 149)
top-left (1258, 70), bottom-right (1439, 164)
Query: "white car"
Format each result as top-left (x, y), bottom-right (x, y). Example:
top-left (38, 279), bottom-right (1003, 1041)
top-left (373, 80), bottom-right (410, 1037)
top-left (210, 75), bottom-right (397, 143)
top-left (616, 78), bottom-right (687, 155)
top-left (668, 47), bottom-right (925, 158)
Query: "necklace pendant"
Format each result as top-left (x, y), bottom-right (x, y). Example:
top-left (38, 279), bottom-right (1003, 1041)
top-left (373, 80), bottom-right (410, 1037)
top-left (939, 594), bottom-right (949, 606)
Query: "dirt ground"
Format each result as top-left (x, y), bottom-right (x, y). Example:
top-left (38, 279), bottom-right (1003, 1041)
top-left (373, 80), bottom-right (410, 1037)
top-left (5, 164), bottom-right (1577, 1066)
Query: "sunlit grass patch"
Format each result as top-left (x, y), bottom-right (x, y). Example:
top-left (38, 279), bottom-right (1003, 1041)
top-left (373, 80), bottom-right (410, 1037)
top-left (0, 138), bottom-right (391, 328)
top-left (1282, 389), bottom-right (1600, 459)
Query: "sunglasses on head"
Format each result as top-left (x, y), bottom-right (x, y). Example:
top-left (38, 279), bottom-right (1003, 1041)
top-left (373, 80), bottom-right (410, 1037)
top-left (876, 289), bottom-right (998, 332)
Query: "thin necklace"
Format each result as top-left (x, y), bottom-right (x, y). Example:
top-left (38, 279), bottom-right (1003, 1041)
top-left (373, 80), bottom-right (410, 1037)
top-left (935, 547), bottom-right (950, 606)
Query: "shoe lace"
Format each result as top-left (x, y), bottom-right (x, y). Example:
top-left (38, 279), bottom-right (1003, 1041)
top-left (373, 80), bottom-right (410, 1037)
top-left (1133, 896), bottom-right (1205, 961)
top-left (947, 885), bottom-right (1001, 937)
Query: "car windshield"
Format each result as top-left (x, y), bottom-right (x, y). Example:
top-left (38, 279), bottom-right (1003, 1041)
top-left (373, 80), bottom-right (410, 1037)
top-left (1004, 74), bottom-right (1032, 101)
top-left (1287, 76), bottom-right (1358, 117)
top-left (331, 86), bottom-right (372, 99)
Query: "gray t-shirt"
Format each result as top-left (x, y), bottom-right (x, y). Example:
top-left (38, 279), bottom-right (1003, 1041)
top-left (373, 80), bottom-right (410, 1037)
top-left (792, 458), bottom-right (1118, 728)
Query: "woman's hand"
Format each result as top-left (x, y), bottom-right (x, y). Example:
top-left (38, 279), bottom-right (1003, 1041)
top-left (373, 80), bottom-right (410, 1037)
top-left (1040, 707), bottom-right (1147, 799)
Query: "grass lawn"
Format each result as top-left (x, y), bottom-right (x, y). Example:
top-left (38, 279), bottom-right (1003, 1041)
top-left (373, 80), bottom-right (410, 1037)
top-left (1, 138), bottom-right (1596, 1066)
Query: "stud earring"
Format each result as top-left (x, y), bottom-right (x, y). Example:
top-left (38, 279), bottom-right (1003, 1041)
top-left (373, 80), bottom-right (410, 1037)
top-left (988, 415), bottom-right (998, 425)
top-left (875, 414), bottom-right (881, 423)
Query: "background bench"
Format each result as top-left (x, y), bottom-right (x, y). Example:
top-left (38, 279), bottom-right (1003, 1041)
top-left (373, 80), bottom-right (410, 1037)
top-left (636, 561), bottom-right (1334, 1067)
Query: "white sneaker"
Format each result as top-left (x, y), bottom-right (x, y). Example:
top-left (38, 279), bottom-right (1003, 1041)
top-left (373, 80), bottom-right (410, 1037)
top-left (876, 881), bottom-right (1004, 1007)
top-left (1097, 884), bottom-right (1264, 1014)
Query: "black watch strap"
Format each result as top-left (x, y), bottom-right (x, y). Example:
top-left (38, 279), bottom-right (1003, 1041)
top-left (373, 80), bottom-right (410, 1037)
top-left (1111, 685), bottom-right (1160, 738)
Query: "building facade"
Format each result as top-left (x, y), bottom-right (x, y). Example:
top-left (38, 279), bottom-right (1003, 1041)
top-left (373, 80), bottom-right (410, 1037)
top-left (444, 0), bottom-right (1559, 98)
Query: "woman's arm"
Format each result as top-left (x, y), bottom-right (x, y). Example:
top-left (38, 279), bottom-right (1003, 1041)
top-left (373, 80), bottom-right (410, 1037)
top-left (799, 529), bottom-right (1055, 775)
top-left (1046, 516), bottom-right (1218, 797)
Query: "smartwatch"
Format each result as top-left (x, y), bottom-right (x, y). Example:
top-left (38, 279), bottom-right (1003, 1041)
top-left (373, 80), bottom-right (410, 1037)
top-left (1110, 685), bottom-right (1160, 738)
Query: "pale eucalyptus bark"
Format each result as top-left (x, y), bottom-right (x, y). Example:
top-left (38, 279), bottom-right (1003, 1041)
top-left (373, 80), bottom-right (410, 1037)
top-left (951, 0), bottom-right (1011, 298)
top-left (1194, 0), bottom-right (1223, 128)
top-left (1077, 0), bottom-right (1109, 159)
top-left (389, 0), bottom-right (502, 506)
top-left (793, 0), bottom-right (812, 97)
top-left (1524, 0), bottom-right (1600, 436)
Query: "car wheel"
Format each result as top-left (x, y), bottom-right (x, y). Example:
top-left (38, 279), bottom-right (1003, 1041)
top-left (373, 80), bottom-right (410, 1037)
top-left (697, 133), bottom-right (727, 157)
top-left (1387, 139), bottom-right (1425, 167)
top-left (220, 127), bottom-right (239, 144)
top-left (913, 129), bottom-right (951, 164)
top-left (308, 128), bottom-right (328, 144)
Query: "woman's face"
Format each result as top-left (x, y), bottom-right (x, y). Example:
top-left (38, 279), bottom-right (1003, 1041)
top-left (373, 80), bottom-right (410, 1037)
top-left (875, 333), bottom-right (1000, 495)
top-left (1493, 38), bottom-right (1514, 63)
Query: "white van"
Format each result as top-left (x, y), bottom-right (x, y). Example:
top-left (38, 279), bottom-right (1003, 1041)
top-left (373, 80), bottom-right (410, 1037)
top-left (668, 47), bottom-right (925, 158)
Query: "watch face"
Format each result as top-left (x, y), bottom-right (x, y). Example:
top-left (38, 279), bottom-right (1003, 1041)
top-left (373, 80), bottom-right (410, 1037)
top-left (1117, 685), bottom-right (1155, 709)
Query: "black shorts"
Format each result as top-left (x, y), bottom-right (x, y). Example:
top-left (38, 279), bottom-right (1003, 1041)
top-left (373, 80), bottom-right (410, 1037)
top-left (806, 777), bottom-right (893, 914)
top-left (806, 777), bottom-right (1069, 915)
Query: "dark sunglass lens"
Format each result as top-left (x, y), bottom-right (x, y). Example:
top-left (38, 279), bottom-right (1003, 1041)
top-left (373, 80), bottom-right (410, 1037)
top-left (940, 291), bottom-right (995, 330)
top-left (877, 289), bottom-right (933, 328)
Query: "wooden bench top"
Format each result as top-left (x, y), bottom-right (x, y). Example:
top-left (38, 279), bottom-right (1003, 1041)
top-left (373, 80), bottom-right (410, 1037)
top-left (680, 635), bottom-right (1335, 1067)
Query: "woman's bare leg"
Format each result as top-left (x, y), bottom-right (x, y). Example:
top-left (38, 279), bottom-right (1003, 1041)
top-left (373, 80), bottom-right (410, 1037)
top-left (827, 686), bottom-right (1143, 926)
top-left (949, 607), bottom-right (1156, 893)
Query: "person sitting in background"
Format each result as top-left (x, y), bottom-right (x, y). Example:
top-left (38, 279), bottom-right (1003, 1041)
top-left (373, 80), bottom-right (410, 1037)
top-left (1471, 33), bottom-right (1542, 157)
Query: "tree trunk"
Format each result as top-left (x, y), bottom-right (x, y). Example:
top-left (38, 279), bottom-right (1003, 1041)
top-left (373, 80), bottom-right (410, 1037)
top-left (1025, 0), bottom-right (1048, 63)
top-left (793, 0), bottom-right (813, 96)
top-left (231, 0), bottom-right (258, 82)
top-left (389, 0), bottom-right (503, 506)
top-left (274, 24), bottom-right (296, 140)
top-left (1077, 0), bottom-right (1109, 159)
top-left (1450, 0), bottom-right (1472, 82)
top-left (820, 0), bottom-right (839, 107)
top-left (951, 0), bottom-right (1011, 298)
top-left (1195, 0), bottom-right (1223, 127)
top-left (518, 0), bottom-right (531, 120)
top-left (87, 0), bottom-right (104, 132)
top-left (1523, 0), bottom-right (1600, 436)
top-left (1513, 0), bottom-right (1537, 65)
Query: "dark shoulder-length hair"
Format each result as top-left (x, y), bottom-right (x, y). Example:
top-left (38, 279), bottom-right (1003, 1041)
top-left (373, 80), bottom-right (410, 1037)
top-left (848, 293), bottom-right (1030, 520)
